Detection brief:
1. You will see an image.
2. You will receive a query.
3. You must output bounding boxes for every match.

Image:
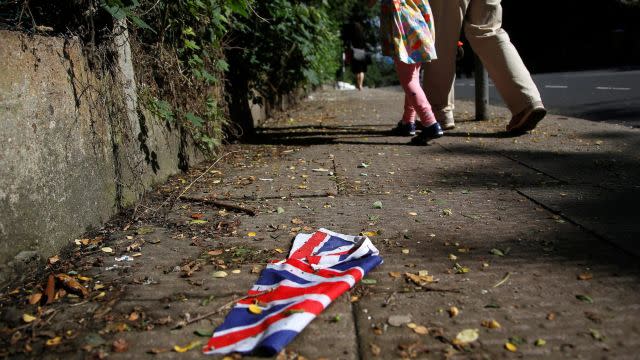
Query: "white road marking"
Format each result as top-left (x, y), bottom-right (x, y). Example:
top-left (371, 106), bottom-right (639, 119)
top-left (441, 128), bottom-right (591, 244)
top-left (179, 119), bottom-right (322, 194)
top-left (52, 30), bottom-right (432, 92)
top-left (596, 86), bottom-right (631, 91)
top-left (545, 85), bottom-right (568, 89)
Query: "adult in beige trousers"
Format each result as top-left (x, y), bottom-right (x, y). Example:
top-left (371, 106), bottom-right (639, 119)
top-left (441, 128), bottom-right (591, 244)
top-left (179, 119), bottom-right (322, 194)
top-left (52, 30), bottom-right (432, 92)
top-left (422, 0), bottom-right (547, 133)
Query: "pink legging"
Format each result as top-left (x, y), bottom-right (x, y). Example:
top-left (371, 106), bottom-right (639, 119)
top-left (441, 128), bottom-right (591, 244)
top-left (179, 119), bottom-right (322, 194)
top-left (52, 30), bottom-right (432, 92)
top-left (395, 60), bottom-right (437, 126)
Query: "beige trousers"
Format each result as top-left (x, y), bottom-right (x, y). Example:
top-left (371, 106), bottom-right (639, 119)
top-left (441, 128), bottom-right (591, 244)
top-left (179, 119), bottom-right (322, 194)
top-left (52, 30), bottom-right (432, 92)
top-left (422, 0), bottom-right (542, 120)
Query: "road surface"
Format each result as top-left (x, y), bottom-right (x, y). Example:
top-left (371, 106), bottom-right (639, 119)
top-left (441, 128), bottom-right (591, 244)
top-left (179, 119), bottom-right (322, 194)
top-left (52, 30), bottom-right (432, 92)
top-left (454, 69), bottom-right (640, 128)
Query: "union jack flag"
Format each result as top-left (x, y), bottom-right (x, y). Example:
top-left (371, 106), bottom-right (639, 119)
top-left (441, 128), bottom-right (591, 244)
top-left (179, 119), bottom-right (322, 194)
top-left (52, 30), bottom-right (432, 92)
top-left (203, 228), bottom-right (383, 355)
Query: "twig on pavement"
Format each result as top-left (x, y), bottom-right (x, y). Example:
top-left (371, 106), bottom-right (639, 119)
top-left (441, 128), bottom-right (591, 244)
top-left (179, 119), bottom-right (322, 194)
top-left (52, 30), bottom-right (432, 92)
top-left (180, 196), bottom-right (257, 216)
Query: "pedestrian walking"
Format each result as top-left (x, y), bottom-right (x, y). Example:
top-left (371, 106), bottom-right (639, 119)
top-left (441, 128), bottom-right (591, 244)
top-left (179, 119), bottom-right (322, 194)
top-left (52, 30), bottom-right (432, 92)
top-left (343, 20), bottom-right (371, 90)
top-left (373, 0), bottom-right (444, 145)
top-left (422, 0), bottom-right (547, 133)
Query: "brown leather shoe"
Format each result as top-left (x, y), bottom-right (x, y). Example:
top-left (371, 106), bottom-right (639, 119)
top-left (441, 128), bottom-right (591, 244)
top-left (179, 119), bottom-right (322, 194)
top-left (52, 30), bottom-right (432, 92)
top-left (507, 102), bottom-right (547, 133)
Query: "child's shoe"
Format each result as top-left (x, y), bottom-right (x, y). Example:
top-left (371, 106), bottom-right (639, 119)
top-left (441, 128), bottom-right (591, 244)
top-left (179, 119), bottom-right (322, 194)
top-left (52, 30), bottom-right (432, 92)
top-left (391, 121), bottom-right (417, 136)
top-left (410, 122), bottom-right (443, 145)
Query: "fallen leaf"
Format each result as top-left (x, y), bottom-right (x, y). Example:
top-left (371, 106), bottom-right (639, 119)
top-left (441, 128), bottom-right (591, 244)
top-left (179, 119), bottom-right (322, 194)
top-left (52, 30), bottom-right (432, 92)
top-left (481, 319), bottom-right (501, 329)
top-left (212, 271), bottom-right (228, 278)
top-left (190, 220), bottom-right (208, 225)
top-left (277, 207), bottom-right (285, 214)
top-left (505, 342), bottom-right (517, 352)
top-left (406, 323), bottom-right (417, 329)
top-left (413, 325), bottom-right (429, 335)
top-left (358, 163), bottom-right (370, 168)
top-left (370, 343), bottom-right (381, 356)
top-left (128, 312), bottom-right (140, 321)
top-left (401, 249), bottom-right (410, 255)
top-left (101, 247), bottom-right (113, 253)
top-left (454, 263), bottom-right (470, 274)
top-left (55, 274), bottom-right (89, 298)
top-left (448, 306), bottom-right (459, 318)
top-left (48, 255), bottom-right (60, 265)
top-left (291, 218), bottom-right (304, 225)
top-left (46, 336), bottom-right (62, 346)
top-left (578, 273), bottom-right (593, 281)
top-left (372, 201), bottom-right (383, 209)
top-left (589, 328), bottom-right (604, 341)
top-left (490, 248), bottom-right (505, 256)
top-left (191, 213), bottom-right (205, 220)
top-left (534, 339), bottom-right (546, 347)
top-left (388, 272), bottom-right (401, 278)
top-left (251, 265), bottom-right (262, 274)
top-left (194, 329), bottom-right (213, 337)
top-left (408, 212), bottom-right (417, 216)
top-left (454, 329), bottom-right (479, 345)
top-left (173, 340), bottom-right (201, 353)
top-left (28, 293), bottom-right (42, 305)
top-left (22, 314), bottom-right (37, 323)
top-left (448, 254), bottom-right (458, 261)
top-left (361, 231), bottom-right (377, 237)
top-left (442, 209), bottom-right (453, 216)
top-left (405, 272), bottom-right (435, 286)
top-left (248, 304), bottom-right (263, 315)
top-left (274, 248), bottom-right (285, 254)
top-left (547, 312), bottom-right (557, 321)
top-left (44, 274), bottom-right (55, 304)
top-left (247, 232), bottom-right (257, 237)
top-left (361, 278), bottom-right (377, 285)
top-left (576, 294), bottom-right (594, 304)
top-left (112, 338), bottom-right (129, 353)
top-left (136, 227), bottom-right (155, 235)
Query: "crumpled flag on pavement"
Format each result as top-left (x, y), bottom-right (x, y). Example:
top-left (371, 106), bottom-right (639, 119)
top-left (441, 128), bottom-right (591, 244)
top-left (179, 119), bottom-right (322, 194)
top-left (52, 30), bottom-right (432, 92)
top-left (203, 228), bottom-right (383, 355)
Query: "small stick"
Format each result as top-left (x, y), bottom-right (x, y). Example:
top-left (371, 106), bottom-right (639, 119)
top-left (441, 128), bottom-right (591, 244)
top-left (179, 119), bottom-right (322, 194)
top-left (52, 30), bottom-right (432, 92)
top-left (181, 196), bottom-right (257, 216)
top-left (175, 290), bottom-right (272, 329)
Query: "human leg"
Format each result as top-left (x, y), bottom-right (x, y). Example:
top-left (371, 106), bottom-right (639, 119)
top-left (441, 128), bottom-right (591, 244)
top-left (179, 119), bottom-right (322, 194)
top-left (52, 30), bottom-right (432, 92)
top-left (356, 72), bottom-right (365, 90)
top-left (422, 0), bottom-right (465, 128)
top-left (395, 60), bottom-right (437, 126)
top-left (463, 0), bottom-right (542, 116)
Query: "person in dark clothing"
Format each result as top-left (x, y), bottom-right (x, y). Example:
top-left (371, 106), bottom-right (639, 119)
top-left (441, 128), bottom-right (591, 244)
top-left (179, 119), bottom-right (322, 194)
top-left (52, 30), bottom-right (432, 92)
top-left (343, 20), bottom-right (370, 90)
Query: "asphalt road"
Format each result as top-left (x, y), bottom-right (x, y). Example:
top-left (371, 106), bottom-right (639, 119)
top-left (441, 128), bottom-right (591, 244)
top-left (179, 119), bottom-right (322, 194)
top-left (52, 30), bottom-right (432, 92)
top-left (454, 69), bottom-right (640, 128)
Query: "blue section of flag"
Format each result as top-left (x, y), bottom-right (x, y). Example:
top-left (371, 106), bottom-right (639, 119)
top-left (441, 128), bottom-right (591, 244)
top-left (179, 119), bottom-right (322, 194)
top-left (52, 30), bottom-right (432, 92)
top-left (255, 267), bottom-right (312, 286)
top-left (316, 235), bottom-right (354, 254)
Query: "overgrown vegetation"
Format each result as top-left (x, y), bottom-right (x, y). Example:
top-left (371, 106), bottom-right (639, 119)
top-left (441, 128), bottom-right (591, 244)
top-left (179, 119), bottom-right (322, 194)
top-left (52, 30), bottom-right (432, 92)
top-left (1, 0), bottom-right (365, 149)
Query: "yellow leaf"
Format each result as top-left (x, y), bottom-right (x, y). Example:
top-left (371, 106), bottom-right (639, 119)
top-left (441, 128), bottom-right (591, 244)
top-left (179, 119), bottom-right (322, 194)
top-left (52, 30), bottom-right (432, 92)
top-left (46, 336), bottom-right (62, 346)
top-left (28, 293), bottom-right (42, 305)
top-left (448, 306), bottom-right (459, 318)
top-left (248, 304), bottom-right (263, 315)
top-left (454, 329), bottom-right (479, 345)
top-left (274, 248), bottom-right (285, 254)
top-left (94, 284), bottom-right (105, 290)
top-left (247, 232), bottom-right (257, 237)
top-left (77, 276), bottom-right (91, 282)
top-left (481, 319), bottom-right (501, 329)
top-left (505, 342), bottom-right (518, 352)
top-left (101, 247), bottom-right (113, 253)
top-left (361, 231), bottom-right (377, 237)
top-left (413, 325), bottom-right (429, 335)
top-left (173, 340), bottom-right (201, 353)
top-left (406, 323), bottom-right (417, 329)
top-left (408, 212), bottom-right (418, 216)
top-left (22, 314), bottom-right (37, 323)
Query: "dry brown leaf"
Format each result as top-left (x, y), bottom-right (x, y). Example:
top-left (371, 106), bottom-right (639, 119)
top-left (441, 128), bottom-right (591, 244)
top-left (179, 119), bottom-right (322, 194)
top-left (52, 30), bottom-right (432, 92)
top-left (112, 338), bottom-right (129, 353)
top-left (44, 274), bottom-right (55, 304)
top-left (55, 274), bottom-right (89, 298)
top-left (448, 306), bottom-right (459, 318)
top-left (413, 325), bottom-right (429, 335)
top-left (370, 343), bottom-right (381, 356)
top-left (28, 293), bottom-right (42, 305)
top-left (208, 249), bottom-right (223, 256)
top-left (547, 312), bottom-right (557, 321)
top-left (405, 272), bottom-right (435, 286)
top-left (388, 272), bottom-right (401, 278)
top-left (578, 273), bottom-right (593, 281)
top-left (128, 312), bottom-right (140, 322)
top-left (481, 319), bottom-right (501, 329)
top-left (48, 255), bottom-right (60, 265)
top-left (191, 213), bottom-right (205, 220)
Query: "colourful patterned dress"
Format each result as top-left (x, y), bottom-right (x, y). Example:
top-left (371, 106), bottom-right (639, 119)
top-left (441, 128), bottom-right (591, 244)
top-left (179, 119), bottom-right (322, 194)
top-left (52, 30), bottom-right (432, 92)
top-left (380, 0), bottom-right (437, 64)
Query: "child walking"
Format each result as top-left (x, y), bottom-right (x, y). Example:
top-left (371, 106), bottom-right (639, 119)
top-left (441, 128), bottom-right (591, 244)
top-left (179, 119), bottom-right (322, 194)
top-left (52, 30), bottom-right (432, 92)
top-left (378, 0), bottom-right (443, 144)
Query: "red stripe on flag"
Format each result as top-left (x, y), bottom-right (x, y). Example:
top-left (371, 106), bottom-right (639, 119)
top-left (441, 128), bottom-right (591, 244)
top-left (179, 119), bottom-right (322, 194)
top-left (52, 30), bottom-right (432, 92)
top-left (206, 299), bottom-right (325, 350)
top-left (289, 231), bottom-right (328, 260)
top-left (239, 278), bottom-right (356, 305)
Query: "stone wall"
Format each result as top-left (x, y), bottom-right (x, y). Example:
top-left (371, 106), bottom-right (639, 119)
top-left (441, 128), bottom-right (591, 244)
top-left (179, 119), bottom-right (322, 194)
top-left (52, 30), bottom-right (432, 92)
top-left (0, 30), bottom-right (201, 284)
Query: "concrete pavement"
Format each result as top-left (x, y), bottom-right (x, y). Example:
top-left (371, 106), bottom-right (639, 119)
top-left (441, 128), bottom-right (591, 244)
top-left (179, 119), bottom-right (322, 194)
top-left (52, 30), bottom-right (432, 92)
top-left (1, 87), bottom-right (640, 359)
